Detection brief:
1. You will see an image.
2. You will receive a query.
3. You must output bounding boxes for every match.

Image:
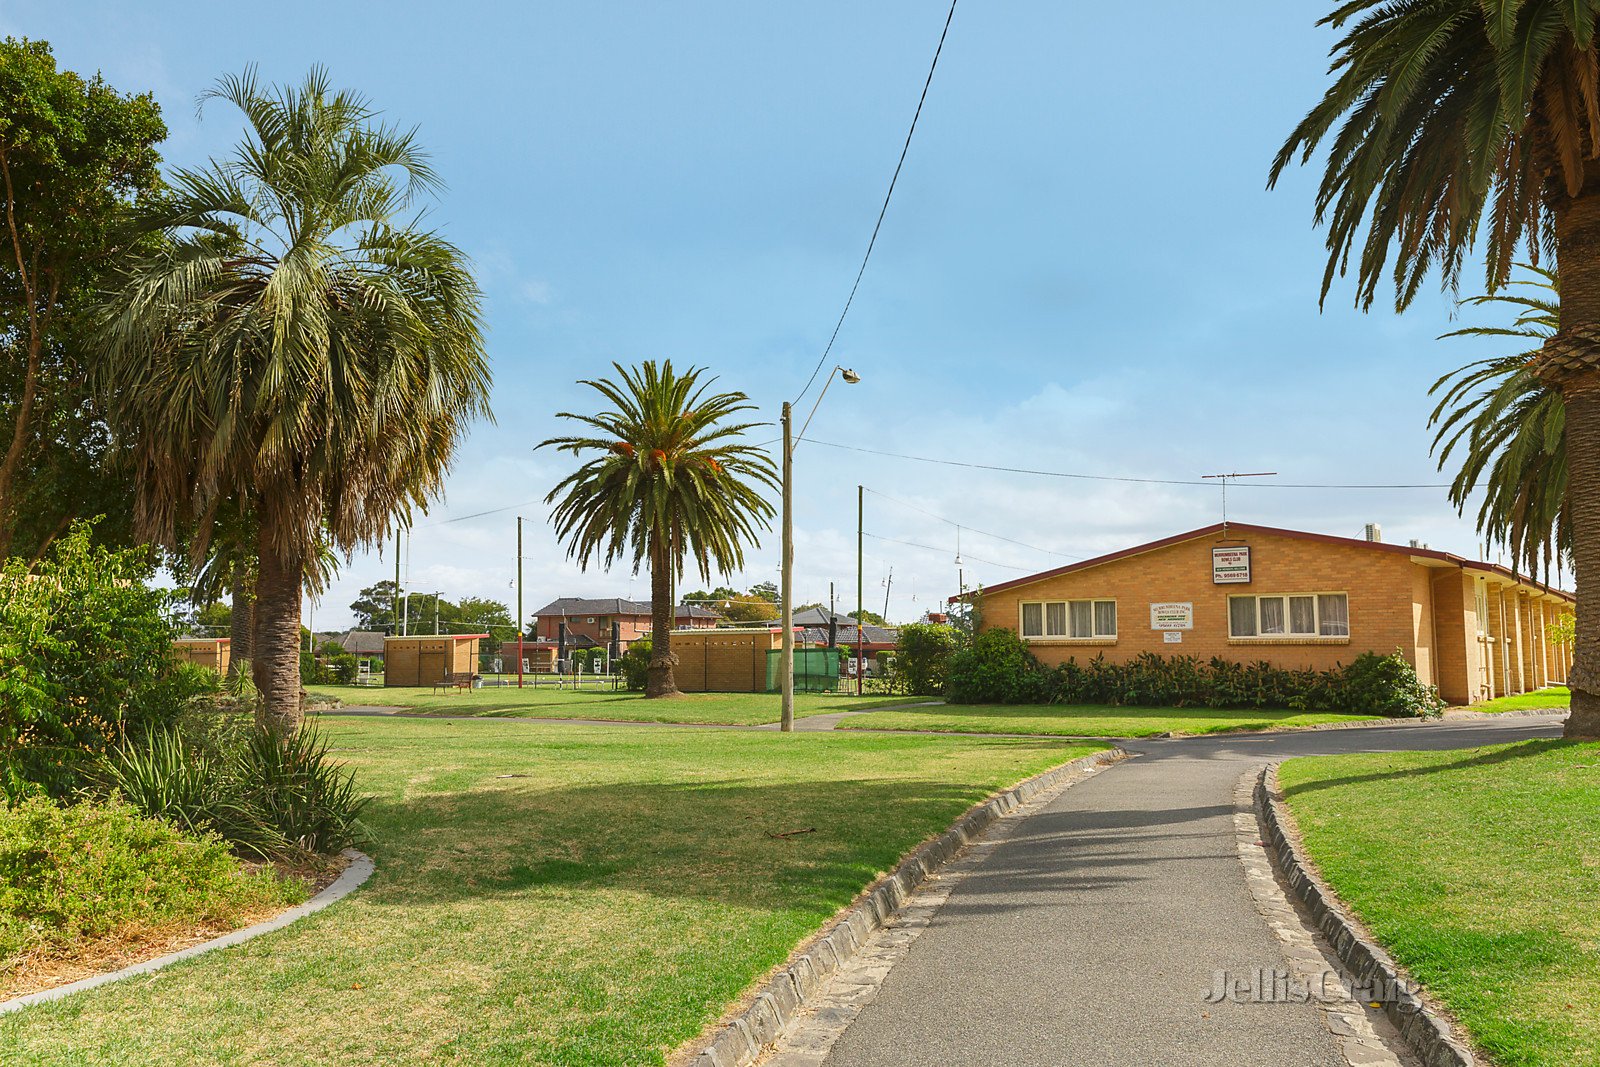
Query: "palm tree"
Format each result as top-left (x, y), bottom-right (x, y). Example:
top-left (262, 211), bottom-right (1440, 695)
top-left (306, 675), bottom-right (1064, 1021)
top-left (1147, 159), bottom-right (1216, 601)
top-left (100, 69), bottom-right (490, 728)
top-left (1430, 265), bottom-right (1569, 582)
top-left (188, 500), bottom-right (342, 677)
top-left (1272, 3), bottom-right (1600, 738)
top-left (539, 361), bottom-right (777, 697)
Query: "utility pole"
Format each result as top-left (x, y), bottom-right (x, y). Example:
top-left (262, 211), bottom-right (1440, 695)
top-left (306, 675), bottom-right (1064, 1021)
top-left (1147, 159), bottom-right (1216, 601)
top-left (780, 401), bottom-right (795, 731)
top-left (857, 483), bottom-right (864, 696)
top-left (393, 534), bottom-right (401, 638)
top-left (882, 565), bottom-right (893, 623)
top-left (517, 516), bottom-right (525, 689)
top-left (401, 529), bottom-right (409, 638)
top-left (433, 591), bottom-right (441, 636)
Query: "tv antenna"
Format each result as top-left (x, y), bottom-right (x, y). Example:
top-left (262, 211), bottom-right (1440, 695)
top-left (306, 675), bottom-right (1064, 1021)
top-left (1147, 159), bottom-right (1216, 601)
top-left (1201, 471), bottom-right (1277, 538)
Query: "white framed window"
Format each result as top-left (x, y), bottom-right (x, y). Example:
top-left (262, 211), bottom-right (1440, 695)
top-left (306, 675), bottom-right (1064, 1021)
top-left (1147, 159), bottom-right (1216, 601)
top-left (1474, 583), bottom-right (1490, 638)
top-left (1020, 599), bottom-right (1117, 639)
top-left (1228, 593), bottom-right (1348, 638)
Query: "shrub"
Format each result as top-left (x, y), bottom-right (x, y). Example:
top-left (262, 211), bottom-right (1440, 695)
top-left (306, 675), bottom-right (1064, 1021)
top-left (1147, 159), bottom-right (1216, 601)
top-left (101, 720), bottom-right (370, 859)
top-left (946, 628), bottom-right (1056, 704)
top-left (1342, 650), bottom-right (1446, 717)
top-left (891, 622), bottom-right (959, 696)
top-left (0, 794), bottom-right (304, 968)
top-left (948, 630), bottom-right (1442, 717)
top-left (0, 523), bottom-right (209, 800)
top-left (619, 637), bottom-right (651, 691)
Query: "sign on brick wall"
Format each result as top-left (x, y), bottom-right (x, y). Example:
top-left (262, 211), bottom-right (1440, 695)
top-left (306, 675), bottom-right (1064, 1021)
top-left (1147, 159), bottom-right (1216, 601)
top-left (1212, 546), bottom-right (1251, 584)
top-left (1150, 602), bottom-right (1194, 630)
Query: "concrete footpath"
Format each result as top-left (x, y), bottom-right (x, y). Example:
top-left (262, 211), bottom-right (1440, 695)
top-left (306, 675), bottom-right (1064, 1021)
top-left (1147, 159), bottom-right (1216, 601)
top-left (806, 715), bottom-right (1564, 1067)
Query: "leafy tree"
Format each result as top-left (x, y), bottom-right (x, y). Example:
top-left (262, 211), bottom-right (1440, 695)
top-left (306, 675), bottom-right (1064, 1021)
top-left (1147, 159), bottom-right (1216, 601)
top-left (0, 522), bottom-right (209, 798)
top-left (349, 580), bottom-right (400, 632)
top-left (890, 621), bottom-right (958, 696)
top-left (454, 596), bottom-right (515, 651)
top-left (1272, 2), bottom-right (1600, 738)
top-left (1430, 265), bottom-right (1568, 581)
top-left (748, 580), bottom-right (779, 603)
top-left (853, 608), bottom-right (888, 627)
top-left (719, 592), bottom-right (780, 623)
top-left (100, 69), bottom-right (490, 729)
top-left (0, 38), bottom-right (165, 558)
top-left (540, 361), bottom-right (777, 697)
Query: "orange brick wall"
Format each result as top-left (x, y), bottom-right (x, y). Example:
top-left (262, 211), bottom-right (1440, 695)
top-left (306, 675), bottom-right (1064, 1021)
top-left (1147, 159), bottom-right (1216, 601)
top-left (977, 530), bottom-right (1422, 675)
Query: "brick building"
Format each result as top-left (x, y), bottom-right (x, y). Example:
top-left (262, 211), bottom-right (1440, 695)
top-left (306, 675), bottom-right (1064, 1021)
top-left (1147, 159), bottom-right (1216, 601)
top-left (529, 597), bottom-right (720, 653)
top-left (962, 522), bottom-right (1573, 706)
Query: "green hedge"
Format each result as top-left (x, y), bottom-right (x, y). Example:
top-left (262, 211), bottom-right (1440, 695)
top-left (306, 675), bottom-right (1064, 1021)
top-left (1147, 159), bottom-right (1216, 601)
top-left (945, 628), bottom-right (1444, 716)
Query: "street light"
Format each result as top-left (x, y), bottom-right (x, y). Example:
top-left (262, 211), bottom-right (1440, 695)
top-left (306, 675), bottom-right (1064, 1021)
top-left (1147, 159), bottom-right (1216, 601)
top-left (781, 365), bottom-right (862, 732)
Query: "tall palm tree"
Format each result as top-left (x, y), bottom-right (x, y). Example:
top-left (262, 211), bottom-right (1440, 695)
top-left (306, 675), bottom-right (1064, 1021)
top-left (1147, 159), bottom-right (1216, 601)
top-left (101, 69), bottom-right (490, 728)
top-left (539, 361), bottom-right (777, 697)
top-left (1272, 3), bottom-right (1600, 737)
top-left (1430, 265), bottom-right (1569, 581)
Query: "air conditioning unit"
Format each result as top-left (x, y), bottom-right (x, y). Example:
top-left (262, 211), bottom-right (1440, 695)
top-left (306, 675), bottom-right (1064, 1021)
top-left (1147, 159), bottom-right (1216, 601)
top-left (1364, 523), bottom-right (1383, 543)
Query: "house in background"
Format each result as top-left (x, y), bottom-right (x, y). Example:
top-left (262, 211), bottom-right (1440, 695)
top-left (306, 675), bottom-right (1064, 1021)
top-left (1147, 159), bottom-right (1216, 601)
top-left (961, 521), bottom-right (1572, 707)
top-left (529, 597), bottom-right (721, 657)
top-left (338, 629), bottom-right (388, 663)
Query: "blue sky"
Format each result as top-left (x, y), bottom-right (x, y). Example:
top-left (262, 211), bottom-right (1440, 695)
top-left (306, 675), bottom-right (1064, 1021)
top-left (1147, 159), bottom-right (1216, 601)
top-left (19, 1), bottom-right (1522, 628)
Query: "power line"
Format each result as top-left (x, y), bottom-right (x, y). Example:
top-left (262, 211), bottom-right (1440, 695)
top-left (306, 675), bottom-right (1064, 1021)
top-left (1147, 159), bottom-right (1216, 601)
top-left (863, 530), bottom-right (1032, 571)
top-left (809, 439), bottom-right (1453, 490)
top-left (416, 500), bottom-right (544, 527)
top-left (794, 0), bottom-right (959, 405)
top-left (863, 486), bottom-right (1084, 561)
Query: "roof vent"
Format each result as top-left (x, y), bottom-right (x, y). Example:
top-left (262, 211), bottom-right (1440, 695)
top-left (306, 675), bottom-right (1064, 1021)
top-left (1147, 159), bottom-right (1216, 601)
top-left (1364, 523), bottom-right (1383, 543)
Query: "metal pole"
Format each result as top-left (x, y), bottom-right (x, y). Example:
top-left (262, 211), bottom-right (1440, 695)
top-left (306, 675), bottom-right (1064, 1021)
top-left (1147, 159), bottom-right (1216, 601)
top-left (401, 528), bottom-right (409, 637)
top-left (780, 401), bottom-right (795, 731)
top-left (857, 483), bottom-right (864, 697)
top-left (517, 516), bottom-right (524, 689)
top-left (393, 535), bottom-right (401, 638)
top-left (433, 592), bottom-right (440, 636)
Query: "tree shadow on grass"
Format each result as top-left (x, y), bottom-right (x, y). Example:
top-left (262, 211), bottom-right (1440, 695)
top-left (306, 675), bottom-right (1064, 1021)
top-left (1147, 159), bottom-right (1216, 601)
top-left (355, 775), bottom-right (1036, 913)
top-left (1279, 738), bottom-right (1579, 798)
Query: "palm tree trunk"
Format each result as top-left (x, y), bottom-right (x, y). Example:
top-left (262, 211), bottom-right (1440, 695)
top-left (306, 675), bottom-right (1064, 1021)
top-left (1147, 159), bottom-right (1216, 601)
top-left (646, 536), bottom-right (680, 698)
top-left (251, 532), bottom-right (305, 730)
top-left (229, 584), bottom-right (254, 675)
top-left (1550, 188), bottom-right (1600, 739)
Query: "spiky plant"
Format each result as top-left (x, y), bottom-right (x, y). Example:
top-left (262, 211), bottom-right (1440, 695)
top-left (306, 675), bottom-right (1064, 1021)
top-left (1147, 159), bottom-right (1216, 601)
top-left (1273, 2), bottom-right (1600, 737)
top-left (100, 68), bottom-right (490, 728)
top-left (539, 361), bottom-right (777, 697)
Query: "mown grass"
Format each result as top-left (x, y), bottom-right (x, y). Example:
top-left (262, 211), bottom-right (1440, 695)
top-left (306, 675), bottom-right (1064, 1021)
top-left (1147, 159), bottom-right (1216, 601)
top-left (838, 703), bottom-right (1383, 737)
top-left (306, 683), bottom-right (929, 726)
top-left (2, 717), bottom-right (1106, 1065)
top-left (1467, 686), bottom-right (1570, 714)
top-left (1279, 741), bottom-right (1600, 1067)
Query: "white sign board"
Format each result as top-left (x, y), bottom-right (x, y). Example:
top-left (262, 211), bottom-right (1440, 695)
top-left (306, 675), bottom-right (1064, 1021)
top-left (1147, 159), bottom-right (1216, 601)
top-left (1150, 602), bottom-right (1194, 631)
top-left (1163, 631), bottom-right (1183, 644)
top-left (1213, 545), bottom-right (1251, 584)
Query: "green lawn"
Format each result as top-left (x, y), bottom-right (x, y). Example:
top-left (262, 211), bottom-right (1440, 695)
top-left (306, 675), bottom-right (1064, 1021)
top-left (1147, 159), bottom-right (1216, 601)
top-left (1279, 741), bottom-right (1600, 1067)
top-left (2, 717), bottom-right (1106, 1066)
top-left (1466, 686), bottom-right (1571, 714)
top-left (305, 683), bottom-right (931, 726)
top-left (837, 703), bottom-right (1384, 738)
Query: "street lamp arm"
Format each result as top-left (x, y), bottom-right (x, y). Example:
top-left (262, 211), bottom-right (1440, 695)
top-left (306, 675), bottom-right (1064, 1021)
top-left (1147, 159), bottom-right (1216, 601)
top-left (795, 365), bottom-right (861, 449)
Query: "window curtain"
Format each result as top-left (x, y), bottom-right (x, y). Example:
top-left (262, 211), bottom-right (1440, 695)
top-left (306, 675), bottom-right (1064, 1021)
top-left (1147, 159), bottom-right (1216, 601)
top-left (1258, 596), bottom-right (1285, 634)
top-left (1046, 602), bottom-right (1067, 637)
top-left (1069, 600), bottom-right (1093, 638)
top-left (1093, 600), bottom-right (1117, 637)
top-left (1022, 603), bottom-right (1043, 637)
top-left (1289, 595), bottom-right (1316, 635)
top-left (1229, 597), bottom-right (1256, 636)
top-left (1317, 594), bottom-right (1349, 636)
